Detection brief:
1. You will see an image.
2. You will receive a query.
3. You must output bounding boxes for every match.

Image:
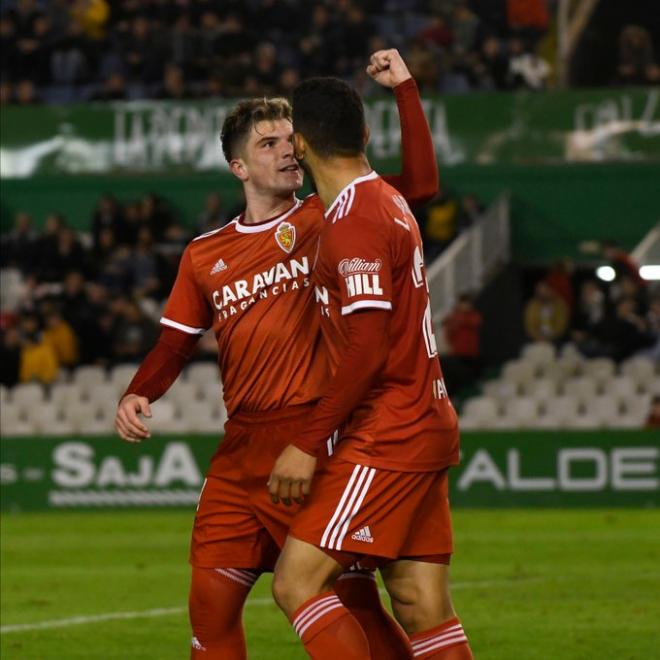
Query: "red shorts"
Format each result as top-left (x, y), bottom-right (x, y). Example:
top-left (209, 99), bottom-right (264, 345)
top-left (289, 459), bottom-right (453, 568)
top-left (190, 404), bottom-right (317, 571)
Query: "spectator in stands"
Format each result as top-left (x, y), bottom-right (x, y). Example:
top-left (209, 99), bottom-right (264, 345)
top-left (91, 194), bottom-right (126, 248)
top-left (0, 327), bottom-right (21, 388)
top-left (506, 0), bottom-right (549, 43)
top-left (646, 396), bottom-right (660, 428)
top-left (601, 240), bottom-right (644, 285)
top-left (611, 274), bottom-right (647, 314)
top-left (607, 296), bottom-right (653, 362)
top-left (70, 0), bottom-right (110, 42)
top-left (41, 300), bottom-right (80, 369)
top-left (456, 193), bottom-right (484, 232)
top-left (470, 35), bottom-right (510, 90)
top-left (155, 62), bottom-right (195, 100)
top-left (544, 258), bottom-right (575, 315)
top-left (13, 78), bottom-right (41, 104)
top-left (508, 36), bottom-right (551, 90)
top-left (129, 227), bottom-right (161, 300)
top-left (1, 211), bottom-right (37, 274)
top-left (18, 312), bottom-right (59, 385)
top-left (112, 297), bottom-right (158, 362)
top-left (441, 293), bottom-right (483, 395)
top-left (524, 280), bottom-right (569, 343)
top-left (196, 192), bottom-right (227, 234)
top-left (642, 292), bottom-right (660, 360)
top-left (50, 19), bottom-right (93, 86)
top-left (0, 81), bottom-right (12, 104)
top-left (89, 71), bottom-right (128, 101)
top-left (420, 191), bottom-right (457, 261)
top-left (614, 25), bottom-right (660, 86)
top-left (572, 279), bottom-right (610, 358)
top-left (120, 15), bottom-right (164, 86)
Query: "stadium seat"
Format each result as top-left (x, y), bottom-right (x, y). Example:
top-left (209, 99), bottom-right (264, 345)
top-left (523, 378), bottom-right (559, 401)
top-left (186, 363), bottom-right (220, 388)
top-left (462, 397), bottom-right (500, 427)
top-left (49, 383), bottom-right (83, 408)
top-left (520, 342), bottom-right (556, 366)
top-left (503, 397), bottom-right (539, 428)
top-left (163, 381), bottom-right (201, 407)
top-left (11, 383), bottom-right (45, 412)
top-left (110, 364), bottom-right (139, 391)
top-left (584, 395), bottom-right (621, 427)
top-left (77, 416), bottom-right (115, 435)
top-left (0, 409), bottom-right (36, 435)
top-left (567, 411), bottom-right (601, 429)
top-left (148, 400), bottom-right (177, 432)
top-left (481, 379), bottom-right (519, 402)
top-left (39, 419), bottom-right (76, 436)
top-left (0, 384), bottom-right (8, 405)
top-left (582, 358), bottom-right (616, 384)
top-left (603, 376), bottom-right (638, 402)
top-left (86, 383), bottom-right (122, 406)
top-left (28, 402), bottom-right (63, 431)
top-left (73, 365), bottom-right (108, 388)
top-left (646, 376), bottom-right (660, 396)
top-left (621, 357), bottom-right (656, 387)
top-left (564, 377), bottom-right (598, 402)
top-left (198, 381), bottom-right (223, 405)
top-left (502, 360), bottom-right (536, 386)
top-left (547, 395), bottom-right (580, 426)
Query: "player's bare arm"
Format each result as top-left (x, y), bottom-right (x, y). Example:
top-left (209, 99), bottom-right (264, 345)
top-left (268, 445), bottom-right (317, 506)
top-left (115, 393), bottom-right (151, 443)
top-left (366, 48), bottom-right (412, 88)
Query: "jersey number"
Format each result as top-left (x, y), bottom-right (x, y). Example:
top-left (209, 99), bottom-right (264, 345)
top-left (412, 246), bottom-right (438, 358)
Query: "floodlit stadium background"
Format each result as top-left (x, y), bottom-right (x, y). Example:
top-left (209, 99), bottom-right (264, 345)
top-left (1, 1), bottom-right (658, 658)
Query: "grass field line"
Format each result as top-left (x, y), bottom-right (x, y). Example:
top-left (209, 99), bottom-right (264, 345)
top-left (0, 577), bottom-right (542, 635)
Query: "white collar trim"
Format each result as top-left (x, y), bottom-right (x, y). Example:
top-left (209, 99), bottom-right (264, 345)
top-left (324, 171), bottom-right (379, 219)
top-left (234, 198), bottom-right (302, 233)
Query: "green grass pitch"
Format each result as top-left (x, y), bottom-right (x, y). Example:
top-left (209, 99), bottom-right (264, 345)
top-left (2, 509), bottom-right (659, 659)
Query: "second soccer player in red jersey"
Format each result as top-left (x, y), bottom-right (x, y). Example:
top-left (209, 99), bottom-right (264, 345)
top-left (115, 51), bottom-right (438, 658)
top-left (269, 68), bottom-right (473, 659)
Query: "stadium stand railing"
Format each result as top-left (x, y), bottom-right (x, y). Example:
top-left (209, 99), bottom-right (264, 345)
top-left (427, 194), bottom-right (511, 335)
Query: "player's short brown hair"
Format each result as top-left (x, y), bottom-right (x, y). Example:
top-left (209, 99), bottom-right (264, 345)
top-left (221, 97), bottom-right (292, 163)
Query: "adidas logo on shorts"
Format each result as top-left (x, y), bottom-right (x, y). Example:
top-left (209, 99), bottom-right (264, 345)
top-left (351, 525), bottom-right (374, 543)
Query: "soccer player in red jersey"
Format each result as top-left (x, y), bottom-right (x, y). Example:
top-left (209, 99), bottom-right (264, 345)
top-left (268, 71), bottom-right (473, 659)
top-left (115, 50), bottom-right (438, 658)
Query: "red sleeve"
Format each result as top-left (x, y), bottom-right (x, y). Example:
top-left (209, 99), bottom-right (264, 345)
top-left (293, 310), bottom-right (389, 456)
top-left (123, 327), bottom-right (199, 402)
top-left (160, 245), bottom-right (213, 335)
top-left (381, 78), bottom-right (439, 208)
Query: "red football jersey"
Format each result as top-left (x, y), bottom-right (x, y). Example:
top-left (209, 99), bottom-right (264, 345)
top-left (313, 171), bottom-right (459, 471)
top-left (161, 196), bottom-right (330, 417)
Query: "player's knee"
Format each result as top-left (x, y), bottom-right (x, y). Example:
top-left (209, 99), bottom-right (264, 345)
top-left (387, 580), bottom-right (454, 634)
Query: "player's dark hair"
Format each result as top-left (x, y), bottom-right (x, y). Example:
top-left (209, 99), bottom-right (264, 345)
top-left (292, 77), bottom-right (366, 158)
top-left (221, 97), bottom-right (292, 163)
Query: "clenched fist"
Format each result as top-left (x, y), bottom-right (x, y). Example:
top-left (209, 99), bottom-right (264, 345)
top-left (366, 48), bottom-right (412, 88)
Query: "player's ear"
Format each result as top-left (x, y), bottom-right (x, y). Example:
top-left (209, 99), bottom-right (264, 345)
top-left (293, 132), bottom-right (306, 161)
top-left (229, 157), bottom-right (249, 182)
top-left (363, 125), bottom-right (370, 148)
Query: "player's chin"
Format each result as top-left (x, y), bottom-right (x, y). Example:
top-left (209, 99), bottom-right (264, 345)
top-left (279, 169), bottom-right (303, 187)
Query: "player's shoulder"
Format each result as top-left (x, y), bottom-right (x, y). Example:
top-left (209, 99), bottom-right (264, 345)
top-left (326, 171), bottom-right (402, 225)
top-left (191, 218), bottom-right (238, 245)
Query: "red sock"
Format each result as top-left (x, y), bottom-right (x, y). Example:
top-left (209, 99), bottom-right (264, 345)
top-left (409, 618), bottom-right (473, 659)
top-left (290, 591), bottom-right (371, 659)
top-left (335, 571), bottom-right (413, 659)
top-left (188, 566), bottom-right (257, 659)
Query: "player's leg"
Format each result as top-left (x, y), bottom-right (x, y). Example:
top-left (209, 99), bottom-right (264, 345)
top-left (272, 535), bottom-right (371, 659)
top-left (380, 559), bottom-right (472, 659)
top-left (189, 566), bottom-right (258, 659)
top-left (334, 570), bottom-right (414, 659)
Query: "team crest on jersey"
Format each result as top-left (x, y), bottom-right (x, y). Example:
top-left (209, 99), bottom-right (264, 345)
top-left (275, 222), bottom-right (296, 254)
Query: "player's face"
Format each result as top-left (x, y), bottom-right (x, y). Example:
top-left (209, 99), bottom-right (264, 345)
top-left (239, 119), bottom-right (303, 194)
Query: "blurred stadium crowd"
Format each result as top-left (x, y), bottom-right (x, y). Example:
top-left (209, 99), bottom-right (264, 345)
top-left (3, 0), bottom-right (656, 106)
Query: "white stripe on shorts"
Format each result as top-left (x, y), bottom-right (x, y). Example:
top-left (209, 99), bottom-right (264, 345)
top-left (320, 464), bottom-right (376, 551)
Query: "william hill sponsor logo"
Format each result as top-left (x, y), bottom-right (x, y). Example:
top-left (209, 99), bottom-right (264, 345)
top-left (211, 256), bottom-right (310, 320)
top-left (338, 257), bottom-right (383, 298)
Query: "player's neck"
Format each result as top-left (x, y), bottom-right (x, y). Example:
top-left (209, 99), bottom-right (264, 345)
top-left (242, 190), bottom-right (297, 225)
top-left (311, 155), bottom-right (371, 210)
